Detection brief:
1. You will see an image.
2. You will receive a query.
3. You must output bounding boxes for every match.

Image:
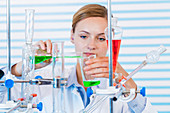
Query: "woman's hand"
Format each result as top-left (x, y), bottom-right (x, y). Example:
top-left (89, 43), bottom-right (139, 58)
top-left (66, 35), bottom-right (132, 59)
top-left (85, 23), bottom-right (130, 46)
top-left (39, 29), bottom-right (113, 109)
top-left (83, 57), bottom-right (109, 79)
top-left (34, 39), bottom-right (52, 69)
top-left (83, 57), bottom-right (137, 92)
top-left (11, 39), bottom-right (53, 76)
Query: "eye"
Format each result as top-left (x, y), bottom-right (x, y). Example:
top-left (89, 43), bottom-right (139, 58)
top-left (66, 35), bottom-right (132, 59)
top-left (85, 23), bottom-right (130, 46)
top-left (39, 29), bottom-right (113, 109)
top-left (80, 36), bottom-right (87, 39)
top-left (98, 37), bottom-right (106, 41)
top-left (99, 38), bottom-right (106, 41)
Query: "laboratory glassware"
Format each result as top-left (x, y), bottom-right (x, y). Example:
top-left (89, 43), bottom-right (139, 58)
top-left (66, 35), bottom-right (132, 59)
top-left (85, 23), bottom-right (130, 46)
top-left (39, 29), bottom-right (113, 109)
top-left (22, 9), bottom-right (35, 80)
top-left (79, 54), bottom-right (101, 87)
top-left (52, 45), bottom-right (83, 112)
top-left (35, 49), bottom-right (52, 64)
top-left (25, 9), bottom-right (34, 44)
top-left (34, 47), bottom-right (52, 71)
top-left (21, 9), bottom-right (35, 105)
top-left (84, 45), bottom-right (167, 113)
top-left (52, 41), bottom-right (65, 113)
top-left (105, 17), bottom-right (122, 73)
top-left (120, 45), bottom-right (167, 85)
top-left (80, 73), bottom-right (123, 113)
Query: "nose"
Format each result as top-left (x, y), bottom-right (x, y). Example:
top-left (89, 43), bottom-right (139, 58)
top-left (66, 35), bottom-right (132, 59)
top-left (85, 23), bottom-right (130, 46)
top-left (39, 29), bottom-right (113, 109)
top-left (87, 38), bottom-right (96, 51)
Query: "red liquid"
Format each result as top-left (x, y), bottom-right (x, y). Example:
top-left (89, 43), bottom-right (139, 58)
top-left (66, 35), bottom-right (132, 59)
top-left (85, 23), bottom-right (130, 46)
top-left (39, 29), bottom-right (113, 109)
top-left (106, 40), bottom-right (121, 72)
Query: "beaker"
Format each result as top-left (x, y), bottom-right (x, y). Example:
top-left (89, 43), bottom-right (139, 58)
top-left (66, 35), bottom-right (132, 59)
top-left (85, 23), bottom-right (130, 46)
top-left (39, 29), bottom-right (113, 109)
top-left (79, 54), bottom-right (101, 87)
top-left (34, 47), bottom-right (52, 70)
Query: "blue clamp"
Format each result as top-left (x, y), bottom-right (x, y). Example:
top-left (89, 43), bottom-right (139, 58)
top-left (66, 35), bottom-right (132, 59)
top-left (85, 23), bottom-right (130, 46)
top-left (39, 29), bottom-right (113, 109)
top-left (87, 87), bottom-right (93, 98)
top-left (37, 102), bottom-right (43, 111)
top-left (5, 79), bottom-right (14, 88)
top-left (140, 87), bottom-right (146, 96)
top-left (35, 75), bottom-right (43, 79)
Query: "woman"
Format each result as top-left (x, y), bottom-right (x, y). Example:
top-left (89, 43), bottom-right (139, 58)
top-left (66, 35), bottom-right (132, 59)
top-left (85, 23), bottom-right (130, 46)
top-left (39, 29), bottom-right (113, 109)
top-left (10, 4), bottom-right (156, 113)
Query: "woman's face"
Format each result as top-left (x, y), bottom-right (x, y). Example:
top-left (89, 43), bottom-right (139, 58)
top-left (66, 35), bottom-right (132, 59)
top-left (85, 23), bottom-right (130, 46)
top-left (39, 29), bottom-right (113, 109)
top-left (71, 17), bottom-right (108, 57)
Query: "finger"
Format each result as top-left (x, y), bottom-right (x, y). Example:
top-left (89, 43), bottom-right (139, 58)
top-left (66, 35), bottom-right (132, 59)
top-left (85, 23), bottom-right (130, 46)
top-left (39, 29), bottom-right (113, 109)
top-left (85, 68), bottom-right (109, 75)
top-left (85, 74), bottom-right (95, 80)
top-left (85, 57), bottom-right (108, 65)
top-left (35, 60), bottom-right (51, 69)
top-left (91, 73), bottom-right (109, 78)
top-left (84, 61), bottom-right (108, 71)
top-left (35, 40), bottom-right (46, 50)
top-left (45, 39), bottom-right (52, 53)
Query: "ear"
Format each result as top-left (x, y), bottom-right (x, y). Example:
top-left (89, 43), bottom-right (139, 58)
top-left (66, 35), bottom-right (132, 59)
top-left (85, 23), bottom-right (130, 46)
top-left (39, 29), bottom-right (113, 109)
top-left (70, 29), bottom-right (75, 44)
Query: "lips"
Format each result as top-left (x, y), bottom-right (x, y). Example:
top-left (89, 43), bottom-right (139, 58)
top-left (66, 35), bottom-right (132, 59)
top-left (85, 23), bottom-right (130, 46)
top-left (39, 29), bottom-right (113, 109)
top-left (83, 52), bottom-right (95, 57)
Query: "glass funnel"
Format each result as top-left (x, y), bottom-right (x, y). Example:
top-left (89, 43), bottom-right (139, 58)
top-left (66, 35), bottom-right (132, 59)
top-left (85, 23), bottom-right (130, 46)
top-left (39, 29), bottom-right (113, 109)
top-left (105, 17), bottom-right (122, 73)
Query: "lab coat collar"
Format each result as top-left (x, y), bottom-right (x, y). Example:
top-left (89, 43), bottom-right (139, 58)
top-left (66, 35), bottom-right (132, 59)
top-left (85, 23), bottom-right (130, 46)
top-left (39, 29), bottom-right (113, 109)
top-left (67, 66), bottom-right (82, 88)
top-left (66, 66), bottom-right (88, 107)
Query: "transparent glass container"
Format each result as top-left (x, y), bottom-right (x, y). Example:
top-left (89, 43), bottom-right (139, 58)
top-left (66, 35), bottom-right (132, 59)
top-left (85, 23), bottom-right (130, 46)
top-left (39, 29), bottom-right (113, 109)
top-left (21, 9), bottom-right (35, 110)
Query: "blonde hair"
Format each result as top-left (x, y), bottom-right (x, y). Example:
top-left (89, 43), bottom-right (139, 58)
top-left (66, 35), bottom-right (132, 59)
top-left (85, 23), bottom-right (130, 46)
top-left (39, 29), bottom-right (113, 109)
top-left (72, 4), bottom-right (107, 33)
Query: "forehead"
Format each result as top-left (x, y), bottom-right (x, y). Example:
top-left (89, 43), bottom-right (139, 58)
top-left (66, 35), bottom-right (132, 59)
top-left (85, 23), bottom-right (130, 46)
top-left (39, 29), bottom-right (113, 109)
top-left (75, 17), bottom-right (108, 34)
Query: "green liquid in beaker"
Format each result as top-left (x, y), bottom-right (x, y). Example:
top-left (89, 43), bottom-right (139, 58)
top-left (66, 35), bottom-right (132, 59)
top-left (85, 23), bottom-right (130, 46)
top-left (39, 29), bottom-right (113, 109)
top-left (35, 56), bottom-right (52, 64)
top-left (35, 55), bottom-right (82, 64)
top-left (83, 80), bottom-right (100, 87)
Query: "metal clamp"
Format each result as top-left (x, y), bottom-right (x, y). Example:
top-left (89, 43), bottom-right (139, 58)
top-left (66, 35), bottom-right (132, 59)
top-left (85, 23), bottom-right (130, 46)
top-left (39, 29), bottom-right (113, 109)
top-left (53, 77), bottom-right (67, 88)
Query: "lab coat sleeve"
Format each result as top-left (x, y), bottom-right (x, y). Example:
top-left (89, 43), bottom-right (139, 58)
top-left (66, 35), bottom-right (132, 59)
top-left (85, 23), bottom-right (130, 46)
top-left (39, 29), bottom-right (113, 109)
top-left (127, 94), bottom-right (157, 113)
top-left (0, 67), bottom-right (7, 103)
top-left (0, 84), bottom-right (7, 103)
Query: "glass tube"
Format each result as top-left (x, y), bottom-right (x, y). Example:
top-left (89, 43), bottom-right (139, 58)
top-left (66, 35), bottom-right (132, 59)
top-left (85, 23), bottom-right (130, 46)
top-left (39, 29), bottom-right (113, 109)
top-left (25, 9), bottom-right (35, 44)
top-left (21, 9), bottom-right (35, 102)
top-left (121, 45), bottom-right (167, 85)
top-left (52, 41), bottom-right (65, 113)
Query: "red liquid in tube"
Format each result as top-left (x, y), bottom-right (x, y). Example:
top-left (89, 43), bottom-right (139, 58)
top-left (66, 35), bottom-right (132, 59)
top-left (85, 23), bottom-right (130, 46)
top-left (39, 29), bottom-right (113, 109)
top-left (106, 39), bottom-right (121, 73)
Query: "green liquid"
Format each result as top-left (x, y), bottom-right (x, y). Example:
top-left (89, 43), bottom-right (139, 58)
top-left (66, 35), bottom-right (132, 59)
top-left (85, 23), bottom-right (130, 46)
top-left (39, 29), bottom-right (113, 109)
top-left (83, 80), bottom-right (100, 87)
top-left (35, 55), bottom-right (82, 64)
top-left (35, 56), bottom-right (52, 64)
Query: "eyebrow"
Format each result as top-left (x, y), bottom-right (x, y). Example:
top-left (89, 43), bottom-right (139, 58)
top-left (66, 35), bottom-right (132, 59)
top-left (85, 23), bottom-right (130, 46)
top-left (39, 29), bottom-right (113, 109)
top-left (79, 30), bottom-right (105, 36)
top-left (79, 30), bottom-right (90, 35)
top-left (97, 33), bottom-right (105, 36)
